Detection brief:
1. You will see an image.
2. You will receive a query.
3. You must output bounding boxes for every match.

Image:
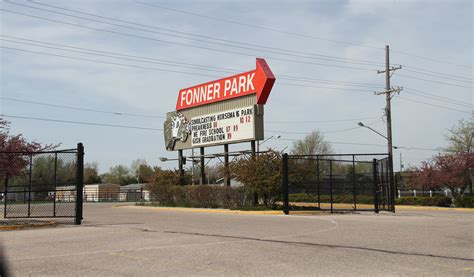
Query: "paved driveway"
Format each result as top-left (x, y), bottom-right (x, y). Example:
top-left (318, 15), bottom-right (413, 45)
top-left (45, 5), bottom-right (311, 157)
top-left (1, 203), bottom-right (473, 276)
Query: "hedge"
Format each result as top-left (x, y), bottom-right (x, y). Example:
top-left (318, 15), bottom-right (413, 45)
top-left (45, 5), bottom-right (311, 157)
top-left (455, 195), bottom-right (474, 208)
top-left (146, 185), bottom-right (254, 208)
top-left (289, 193), bottom-right (374, 204)
top-left (290, 194), bottom-right (455, 207)
top-left (395, 196), bottom-right (452, 207)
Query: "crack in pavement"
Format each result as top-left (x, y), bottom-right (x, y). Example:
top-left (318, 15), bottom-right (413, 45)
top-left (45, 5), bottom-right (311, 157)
top-left (163, 230), bottom-right (474, 263)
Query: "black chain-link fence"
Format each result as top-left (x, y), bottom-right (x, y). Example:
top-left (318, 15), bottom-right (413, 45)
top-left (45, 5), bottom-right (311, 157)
top-left (282, 153), bottom-right (394, 213)
top-left (0, 144), bottom-right (84, 224)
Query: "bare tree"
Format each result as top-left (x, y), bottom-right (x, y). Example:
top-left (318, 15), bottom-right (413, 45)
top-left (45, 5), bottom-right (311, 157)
top-left (290, 130), bottom-right (334, 155)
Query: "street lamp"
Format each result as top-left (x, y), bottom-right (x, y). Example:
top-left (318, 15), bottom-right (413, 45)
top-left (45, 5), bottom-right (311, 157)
top-left (358, 122), bottom-right (388, 140)
top-left (358, 121), bottom-right (396, 211)
top-left (257, 135), bottom-right (281, 152)
top-left (159, 157), bottom-right (170, 162)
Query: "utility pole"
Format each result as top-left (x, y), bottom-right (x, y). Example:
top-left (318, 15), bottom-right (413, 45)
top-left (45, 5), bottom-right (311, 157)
top-left (376, 45), bottom-right (402, 213)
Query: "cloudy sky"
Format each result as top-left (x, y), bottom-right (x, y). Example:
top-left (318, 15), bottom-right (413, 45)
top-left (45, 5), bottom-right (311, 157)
top-left (1, 0), bottom-right (472, 173)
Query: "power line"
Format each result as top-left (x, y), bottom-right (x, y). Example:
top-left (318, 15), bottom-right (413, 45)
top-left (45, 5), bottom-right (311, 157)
top-left (402, 65), bottom-right (473, 81)
top-left (27, 1), bottom-right (471, 80)
top-left (267, 120), bottom-right (382, 135)
top-left (0, 113), bottom-right (453, 153)
top-left (5, 94), bottom-right (384, 127)
top-left (0, 96), bottom-right (164, 118)
top-left (4, 44), bottom-right (471, 109)
top-left (396, 96), bottom-right (473, 114)
top-left (396, 74), bottom-right (473, 89)
top-left (2, 1), bottom-right (381, 68)
top-left (405, 87), bottom-right (472, 106)
top-left (404, 89), bottom-right (473, 108)
top-left (277, 82), bottom-right (372, 93)
top-left (0, 37), bottom-right (235, 75)
top-left (135, 0), bottom-right (472, 70)
top-left (0, 35), bottom-right (239, 73)
top-left (0, 46), bottom-right (223, 78)
top-left (133, 0), bottom-right (383, 50)
top-left (278, 138), bottom-right (447, 152)
top-left (0, 46), bottom-right (380, 93)
top-left (392, 50), bottom-right (473, 70)
top-left (402, 68), bottom-right (473, 84)
top-left (23, 0), bottom-right (384, 66)
top-left (0, 114), bottom-right (163, 131)
top-left (0, 36), bottom-right (382, 88)
top-left (0, 8), bottom-right (376, 71)
top-left (266, 116), bottom-right (381, 124)
top-left (266, 126), bottom-right (360, 135)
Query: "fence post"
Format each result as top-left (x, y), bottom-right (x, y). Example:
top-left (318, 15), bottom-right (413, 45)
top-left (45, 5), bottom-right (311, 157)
top-left (329, 160), bottom-right (333, 213)
top-left (316, 157), bottom-right (321, 209)
top-left (282, 153), bottom-right (289, 215)
top-left (3, 174), bottom-right (8, 218)
top-left (352, 155), bottom-right (357, 211)
top-left (373, 158), bottom-right (379, 213)
top-left (53, 152), bottom-right (57, 217)
top-left (398, 190), bottom-right (401, 198)
top-left (413, 190), bottom-right (416, 197)
top-left (28, 154), bottom-right (32, 217)
top-left (430, 190), bottom-right (433, 197)
top-left (75, 143), bottom-right (84, 225)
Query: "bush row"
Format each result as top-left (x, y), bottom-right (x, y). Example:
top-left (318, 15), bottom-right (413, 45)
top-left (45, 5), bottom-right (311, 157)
top-left (143, 185), bottom-right (471, 209)
top-left (289, 194), bottom-right (463, 207)
top-left (455, 195), bottom-right (474, 208)
top-left (394, 196), bottom-right (452, 207)
top-left (148, 185), bottom-right (254, 208)
top-left (289, 193), bottom-right (374, 204)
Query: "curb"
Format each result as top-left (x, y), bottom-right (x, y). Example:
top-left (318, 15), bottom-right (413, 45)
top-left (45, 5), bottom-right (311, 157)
top-left (395, 205), bottom-right (474, 212)
top-left (117, 205), bottom-right (285, 215)
top-left (118, 204), bottom-right (473, 215)
top-left (0, 221), bottom-right (56, 231)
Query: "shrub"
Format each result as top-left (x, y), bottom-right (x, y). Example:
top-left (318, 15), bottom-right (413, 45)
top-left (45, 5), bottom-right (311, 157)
top-left (146, 185), bottom-right (253, 209)
top-left (395, 196), bottom-right (452, 207)
top-left (288, 194), bottom-right (374, 204)
top-left (456, 195), bottom-right (474, 208)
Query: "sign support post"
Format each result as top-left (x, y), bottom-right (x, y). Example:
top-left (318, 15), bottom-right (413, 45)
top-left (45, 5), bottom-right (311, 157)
top-left (178, 149), bottom-right (184, 185)
top-left (200, 147), bottom-right (205, 185)
top-left (224, 144), bottom-right (230, 186)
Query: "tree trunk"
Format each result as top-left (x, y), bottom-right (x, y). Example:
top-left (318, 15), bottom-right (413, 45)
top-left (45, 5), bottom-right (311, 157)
top-left (253, 192), bottom-right (258, 205)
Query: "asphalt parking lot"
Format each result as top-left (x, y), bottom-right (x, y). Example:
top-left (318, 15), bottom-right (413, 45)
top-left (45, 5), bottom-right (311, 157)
top-left (1, 203), bottom-right (473, 276)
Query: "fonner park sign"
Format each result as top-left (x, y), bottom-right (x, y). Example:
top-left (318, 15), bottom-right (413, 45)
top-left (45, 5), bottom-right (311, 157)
top-left (164, 58), bottom-right (275, 151)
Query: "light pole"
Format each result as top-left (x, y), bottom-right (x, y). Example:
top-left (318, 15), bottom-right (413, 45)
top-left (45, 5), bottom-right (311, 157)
top-left (358, 121), bottom-right (397, 211)
top-left (257, 135), bottom-right (281, 152)
top-left (358, 122), bottom-right (388, 140)
top-left (159, 156), bottom-right (185, 185)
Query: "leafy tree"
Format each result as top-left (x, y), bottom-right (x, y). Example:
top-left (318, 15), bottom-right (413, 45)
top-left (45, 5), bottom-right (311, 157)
top-left (146, 168), bottom-right (181, 204)
top-left (445, 119), bottom-right (473, 195)
top-left (0, 119), bottom-right (56, 191)
top-left (409, 153), bottom-right (472, 198)
top-left (84, 162), bottom-right (101, 184)
top-left (434, 153), bottom-right (472, 197)
top-left (229, 150), bottom-right (281, 206)
top-left (138, 164), bottom-right (155, 183)
top-left (101, 164), bottom-right (134, 185)
top-left (407, 160), bottom-right (440, 195)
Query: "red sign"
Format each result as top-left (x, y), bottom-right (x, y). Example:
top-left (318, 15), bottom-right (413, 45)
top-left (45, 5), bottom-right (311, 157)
top-left (176, 58), bottom-right (275, 110)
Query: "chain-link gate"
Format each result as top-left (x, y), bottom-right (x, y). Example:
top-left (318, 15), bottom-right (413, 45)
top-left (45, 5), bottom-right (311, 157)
top-left (1, 144), bottom-right (84, 224)
top-left (282, 153), bottom-right (394, 214)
